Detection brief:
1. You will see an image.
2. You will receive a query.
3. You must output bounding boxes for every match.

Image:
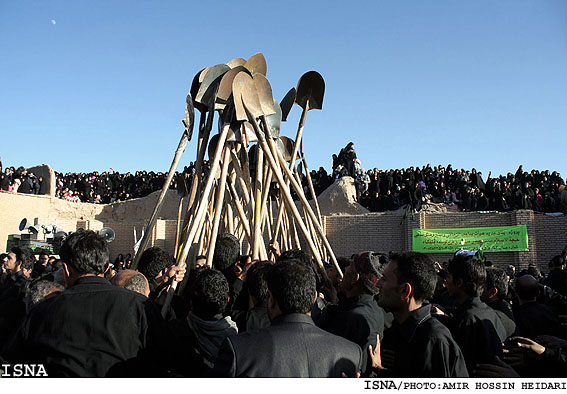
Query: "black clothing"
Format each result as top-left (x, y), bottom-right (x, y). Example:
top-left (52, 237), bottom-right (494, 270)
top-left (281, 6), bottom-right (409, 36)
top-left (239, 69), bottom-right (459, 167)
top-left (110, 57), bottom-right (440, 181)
top-left (0, 271), bottom-right (29, 352)
top-left (212, 313), bottom-right (363, 377)
top-left (232, 301), bottom-right (270, 333)
top-left (3, 276), bottom-right (170, 377)
top-left (0, 175), bottom-right (10, 191)
top-left (543, 269), bottom-right (567, 296)
top-left (315, 294), bottom-right (384, 352)
top-left (18, 176), bottom-right (31, 193)
top-left (168, 314), bottom-right (236, 377)
top-left (448, 297), bottom-right (507, 372)
top-left (32, 262), bottom-right (53, 279)
top-left (514, 302), bottom-right (564, 339)
top-left (380, 304), bottom-right (468, 377)
top-left (487, 298), bottom-right (516, 339)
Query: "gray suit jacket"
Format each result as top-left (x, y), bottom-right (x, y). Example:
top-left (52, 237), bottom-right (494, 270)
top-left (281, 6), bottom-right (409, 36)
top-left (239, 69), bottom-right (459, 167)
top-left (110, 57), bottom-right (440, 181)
top-left (212, 313), bottom-right (363, 377)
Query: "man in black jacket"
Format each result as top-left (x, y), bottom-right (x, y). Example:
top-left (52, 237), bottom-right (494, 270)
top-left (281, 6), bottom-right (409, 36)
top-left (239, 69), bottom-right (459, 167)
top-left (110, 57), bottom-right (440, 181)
top-left (316, 251), bottom-right (385, 356)
top-left (231, 260), bottom-right (272, 333)
top-left (2, 230), bottom-right (170, 377)
top-left (514, 274), bottom-right (564, 339)
top-left (445, 254), bottom-right (507, 372)
top-left (213, 259), bottom-right (363, 377)
top-left (0, 247), bottom-right (34, 352)
top-left (481, 267), bottom-right (516, 339)
top-left (371, 252), bottom-right (468, 377)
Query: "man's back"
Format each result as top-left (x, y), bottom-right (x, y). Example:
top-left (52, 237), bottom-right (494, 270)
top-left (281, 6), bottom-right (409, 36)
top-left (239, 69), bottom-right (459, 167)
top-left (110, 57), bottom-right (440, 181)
top-left (6, 276), bottom-right (168, 377)
top-left (316, 294), bottom-right (384, 351)
top-left (213, 313), bottom-right (363, 377)
top-left (449, 297), bottom-right (507, 371)
top-left (514, 301), bottom-right (564, 339)
top-left (543, 269), bottom-right (567, 296)
top-left (487, 298), bottom-right (516, 339)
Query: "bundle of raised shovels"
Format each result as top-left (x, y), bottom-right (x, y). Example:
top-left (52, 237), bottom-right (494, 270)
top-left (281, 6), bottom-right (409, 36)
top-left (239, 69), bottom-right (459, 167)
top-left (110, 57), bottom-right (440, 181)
top-left (129, 54), bottom-right (342, 316)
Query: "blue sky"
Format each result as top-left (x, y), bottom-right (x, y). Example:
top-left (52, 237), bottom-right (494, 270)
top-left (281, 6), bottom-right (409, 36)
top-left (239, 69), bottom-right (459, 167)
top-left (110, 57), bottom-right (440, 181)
top-left (1, 0), bottom-right (566, 179)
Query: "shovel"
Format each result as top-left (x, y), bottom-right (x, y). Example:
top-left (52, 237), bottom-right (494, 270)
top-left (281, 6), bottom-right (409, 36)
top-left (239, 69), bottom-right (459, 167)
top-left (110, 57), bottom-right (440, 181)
top-left (234, 72), bottom-right (328, 280)
top-left (244, 53), bottom-right (267, 76)
top-left (177, 64), bottom-right (230, 258)
top-left (131, 92), bottom-right (194, 271)
top-left (270, 71), bottom-right (324, 253)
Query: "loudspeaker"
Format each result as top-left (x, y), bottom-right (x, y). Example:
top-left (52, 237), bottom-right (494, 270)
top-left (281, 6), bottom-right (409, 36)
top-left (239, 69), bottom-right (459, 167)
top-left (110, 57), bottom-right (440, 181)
top-left (99, 227), bottom-right (115, 243)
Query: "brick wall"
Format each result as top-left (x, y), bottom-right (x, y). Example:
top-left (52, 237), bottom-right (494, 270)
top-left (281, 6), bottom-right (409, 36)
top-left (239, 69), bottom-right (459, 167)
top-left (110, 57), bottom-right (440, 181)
top-left (3, 191), bottom-right (566, 273)
top-left (325, 210), bottom-right (567, 272)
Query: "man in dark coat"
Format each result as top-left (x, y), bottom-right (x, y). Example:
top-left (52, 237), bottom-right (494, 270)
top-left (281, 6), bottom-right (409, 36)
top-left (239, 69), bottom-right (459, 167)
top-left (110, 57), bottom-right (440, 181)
top-left (0, 247), bottom-right (33, 352)
top-left (315, 251), bottom-right (385, 358)
top-left (2, 230), bottom-right (170, 377)
top-left (514, 274), bottom-right (564, 339)
top-left (231, 260), bottom-right (271, 333)
top-left (481, 267), bottom-right (516, 339)
top-left (371, 252), bottom-right (468, 377)
top-left (444, 255), bottom-right (507, 372)
top-left (212, 259), bottom-right (363, 377)
top-left (543, 255), bottom-right (567, 296)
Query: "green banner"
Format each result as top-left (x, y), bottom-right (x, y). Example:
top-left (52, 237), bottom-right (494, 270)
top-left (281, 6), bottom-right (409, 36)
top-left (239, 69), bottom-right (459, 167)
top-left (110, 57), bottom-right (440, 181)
top-left (412, 225), bottom-right (529, 253)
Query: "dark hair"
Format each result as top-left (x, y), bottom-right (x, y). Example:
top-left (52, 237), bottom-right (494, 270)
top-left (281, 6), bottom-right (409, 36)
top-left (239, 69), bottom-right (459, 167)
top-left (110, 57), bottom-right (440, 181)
top-left (550, 255), bottom-right (565, 268)
top-left (246, 261), bottom-right (272, 304)
top-left (527, 265), bottom-right (541, 279)
top-left (447, 254), bottom-right (486, 298)
top-left (267, 260), bottom-right (316, 315)
top-left (515, 275), bottom-right (539, 301)
top-left (212, 233), bottom-right (240, 273)
top-left (39, 250), bottom-right (50, 258)
top-left (138, 247), bottom-right (174, 280)
top-left (10, 246), bottom-right (35, 271)
top-left (277, 249), bottom-right (321, 292)
top-left (336, 257), bottom-right (351, 271)
top-left (278, 249), bottom-right (312, 268)
top-left (189, 268), bottom-right (230, 320)
top-left (59, 230), bottom-right (109, 275)
top-left (485, 267), bottom-right (509, 300)
top-left (389, 252), bottom-right (436, 302)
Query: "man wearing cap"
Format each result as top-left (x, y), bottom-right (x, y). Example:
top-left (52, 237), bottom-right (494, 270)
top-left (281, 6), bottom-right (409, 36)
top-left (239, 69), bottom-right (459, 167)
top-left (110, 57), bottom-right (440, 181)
top-left (315, 251), bottom-right (385, 359)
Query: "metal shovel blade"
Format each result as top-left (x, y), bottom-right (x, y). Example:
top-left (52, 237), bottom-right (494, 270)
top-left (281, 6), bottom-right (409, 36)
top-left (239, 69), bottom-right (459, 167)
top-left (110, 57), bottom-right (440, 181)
top-left (264, 99), bottom-right (282, 138)
top-left (196, 64), bottom-right (231, 109)
top-left (190, 68), bottom-right (206, 112)
top-left (183, 92), bottom-right (195, 141)
top-left (253, 74), bottom-right (276, 116)
top-left (207, 134), bottom-right (223, 181)
top-left (227, 57), bottom-right (246, 68)
top-left (280, 88), bottom-right (296, 121)
top-left (216, 66), bottom-right (250, 110)
top-left (244, 53), bottom-right (267, 76)
top-left (295, 71), bottom-right (325, 110)
top-left (225, 120), bottom-right (257, 143)
top-left (233, 72), bottom-right (262, 121)
top-left (278, 136), bottom-right (295, 162)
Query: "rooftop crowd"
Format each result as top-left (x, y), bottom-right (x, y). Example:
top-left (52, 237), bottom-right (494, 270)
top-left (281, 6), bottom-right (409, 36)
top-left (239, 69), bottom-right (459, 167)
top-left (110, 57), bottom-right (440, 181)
top-left (2, 149), bottom-right (566, 214)
top-left (1, 229), bottom-right (567, 377)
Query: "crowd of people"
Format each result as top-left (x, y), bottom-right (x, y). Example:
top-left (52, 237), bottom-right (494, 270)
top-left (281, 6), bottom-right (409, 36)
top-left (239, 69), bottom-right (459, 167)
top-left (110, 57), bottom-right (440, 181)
top-left (1, 229), bottom-right (567, 377)
top-left (2, 149), bottom-right (566, 214)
